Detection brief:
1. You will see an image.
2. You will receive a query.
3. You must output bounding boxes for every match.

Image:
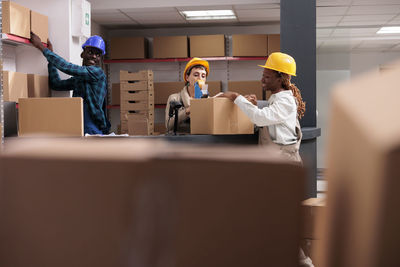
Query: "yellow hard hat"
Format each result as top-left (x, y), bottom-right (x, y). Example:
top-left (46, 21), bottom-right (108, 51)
top-left (183, 57), bottom-right (210, 82)
top-left (258, 52), bottom-right (296, 76)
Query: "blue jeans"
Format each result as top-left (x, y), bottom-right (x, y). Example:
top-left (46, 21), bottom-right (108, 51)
top-left (83, 105), bottom-right (102, 134)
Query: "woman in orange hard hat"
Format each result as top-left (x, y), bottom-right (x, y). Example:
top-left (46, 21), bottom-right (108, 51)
top-left (220, 52), bottom-right (306, 163)
top-left (165, 57), bottom-right (210, 134)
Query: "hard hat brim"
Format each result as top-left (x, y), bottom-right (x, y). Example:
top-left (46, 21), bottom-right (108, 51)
top-left (258, 64), bottom-right (296, 76)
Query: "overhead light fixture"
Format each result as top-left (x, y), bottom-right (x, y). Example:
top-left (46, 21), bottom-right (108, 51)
top-left (180, 10), bottom-right (236, 20)
top-left (377, 26), bottom-right (400, 34)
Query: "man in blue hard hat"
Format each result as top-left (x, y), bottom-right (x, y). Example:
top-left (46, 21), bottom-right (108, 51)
top-left (30, 32), bottom-right (110, 135)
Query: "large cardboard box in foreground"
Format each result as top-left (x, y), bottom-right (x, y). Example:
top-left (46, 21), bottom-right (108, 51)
top-left (2, 1), bottom-right (30, 39)
top-left (190, 35), bottom-right (225, 57)
top-left (30, 10), bottom-right (48, 43)
top-left (321, 59), bottom-right (400, 267)
top-left (0, 138), bottom-right (305, 267)
top-left (153, 36), bottom-right (188, 58)
top-left (191, 97), bottom-right (254, 134)
top-left (27, 74), bottom-right (50, 97)
top-left (232, 34), bottom-right (268, 57)
top-left (109, 37), bottom-right (146, 59)
top-left (3, 71), bottom-right (28, 102)
top-left (18, 97), bottom-right (83, 137)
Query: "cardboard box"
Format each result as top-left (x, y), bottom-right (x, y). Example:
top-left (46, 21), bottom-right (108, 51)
top-left (301, 198), bottom-right (326, 240)
top-left (268, 34), bottom-right (280, 55)
top-left (153, 36), bottom-right (188, 58)
top-left (27, 74), bottom-right (50, 98)
top-left (111, 83), bottom-right (120, 105)
top-left (120, 99), bottom-right (154, 111)
top-left (228, 81), bottom-right (266, 100)
top-left (127, 114), bottom-right (154, 135)
top-left (191, 98), bottom-right (254, 135)
top-left (109, 37), bottom-right (147, 59)
top-left (190, 35), bottom-right (225, 57)
top-left (154, 122), bottom-right (166, 134)
top-left (3, 71), bottom-right (28, 102)
top-left (232, 34), bottom-right (268, 57)
top-left (30, 10), bottom-right (48, 43)
top-left (120, 81), bottom-right (154, 94)
top-left (154, 81), bottom-right (221, 104)
top-left (2, 1), bottom-right (30, 39)
top-left (0, 138), bottom-right (305, 267)
top-left (18, 97), bottom-right (83, 137)
top-left (120, 70), bottom-right (153, 82)
top-left (322, 59), bottom-right (400, 267)
top-left (121, 89), bottom-right (154, 102)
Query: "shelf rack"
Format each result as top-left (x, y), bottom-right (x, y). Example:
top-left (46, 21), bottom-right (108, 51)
top-left (104, 56), bottom-right (266, 64)
top-left (1, 33), bottom-right (48, 47)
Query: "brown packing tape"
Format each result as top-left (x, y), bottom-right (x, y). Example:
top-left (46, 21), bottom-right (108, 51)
top-left (120, 70), bottom-right (153, 82)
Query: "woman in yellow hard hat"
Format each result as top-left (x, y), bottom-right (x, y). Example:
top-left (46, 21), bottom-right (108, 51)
top-left (220, 52), bottom-right (306, 163)
top-left (165, 57), bottom-right (210, 133)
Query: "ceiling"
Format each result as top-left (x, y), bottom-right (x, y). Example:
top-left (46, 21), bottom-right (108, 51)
top-left (89, 0), bottom-right (400, 53)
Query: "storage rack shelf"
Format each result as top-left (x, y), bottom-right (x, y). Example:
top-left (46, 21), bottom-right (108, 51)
top-left (1, 33), bottom-right (48, 47)
top-left (104, 56), bottom-right (266, 64)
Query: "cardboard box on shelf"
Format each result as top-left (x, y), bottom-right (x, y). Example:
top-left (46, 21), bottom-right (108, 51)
top-left (228, 81), bottom-right (266, 100)
top-left (27, 74), bottom-right (49, 98)
top-left (3, 71), bottom-right (28, 102)
top-left (189, 35), bottom-right (225, 57)
top-left (109, 37), bottom-right (147, 59)
top-left (120, 70), bottom-right (153, 82)
top-left (301, 198), bottom-right (326, 240)
top-left (191, 97), bottom-right (254, 135)
top-left (153, 36), bottom-right (188, 58)
top-left (30, 10), bottom-right (48, 43)
top-left (111, 83), bottom-right (120, 105)
top-left (2, 1), bottom-right (30, 39)
top-left (232, 34), bottom-right (268, 57)
top-left (0, 137), bottom-right (305, 267)
top-left (154, 81), bottom-right (221, 105)
top-left (267, 34), bottom-right (280, 55)
top-left (18, 97), bottom-right (83, 137)
top-left (322, 59), bottom-right (400, 267)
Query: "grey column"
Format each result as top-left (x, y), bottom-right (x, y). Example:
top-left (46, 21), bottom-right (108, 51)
top-left (281, 0), bottom-right (318, 198)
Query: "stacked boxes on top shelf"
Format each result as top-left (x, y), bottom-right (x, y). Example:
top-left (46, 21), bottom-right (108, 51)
top-left (119, 70), bottom-right (154, 135)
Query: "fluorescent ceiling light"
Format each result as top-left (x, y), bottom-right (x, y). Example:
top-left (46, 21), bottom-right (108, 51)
top-left (377, 26), bottom-right (400, 34)
top-left (180, 10), bottom-right (236, 20)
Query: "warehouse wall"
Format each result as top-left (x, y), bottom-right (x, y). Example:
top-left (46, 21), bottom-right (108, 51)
top-left (316, 50), bottom-right (400, 168)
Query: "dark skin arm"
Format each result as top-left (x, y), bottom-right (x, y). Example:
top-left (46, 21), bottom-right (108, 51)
top-left (30, 32), bottom-right (53, 52)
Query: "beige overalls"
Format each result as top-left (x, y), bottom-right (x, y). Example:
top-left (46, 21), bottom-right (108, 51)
top-left (258, 118), bottom-right (303, 164)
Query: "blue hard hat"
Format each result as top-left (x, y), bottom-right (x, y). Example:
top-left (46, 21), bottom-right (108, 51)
top-left (82, 35), bottom-right (106, 55)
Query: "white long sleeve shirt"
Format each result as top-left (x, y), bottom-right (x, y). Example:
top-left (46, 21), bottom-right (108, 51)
top-left (234, 90), bottom-right (298, 145)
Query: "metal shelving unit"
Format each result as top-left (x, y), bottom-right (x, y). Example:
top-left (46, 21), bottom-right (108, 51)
top-left (104, 56), bottom-right (266, 64)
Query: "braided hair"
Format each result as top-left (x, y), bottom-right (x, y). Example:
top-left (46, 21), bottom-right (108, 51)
top-left (279, 72), bottom-right (306, 119)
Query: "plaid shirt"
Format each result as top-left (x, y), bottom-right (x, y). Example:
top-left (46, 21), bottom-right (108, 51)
top-left (43, 48), bottom-right (110, 133)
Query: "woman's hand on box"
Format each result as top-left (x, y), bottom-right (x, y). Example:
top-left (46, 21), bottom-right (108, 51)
top-left (217, 92), bottom-right (239, 101)
top-left (244, 94), bottom-right (257, 105)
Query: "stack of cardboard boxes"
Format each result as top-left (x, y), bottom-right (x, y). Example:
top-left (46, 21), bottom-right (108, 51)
top-left (120, 70), bottom-right (154, 135)
top-left (301, 198), bottom-right (326, 267)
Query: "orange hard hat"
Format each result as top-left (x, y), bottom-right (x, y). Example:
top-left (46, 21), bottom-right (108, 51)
top-left (183, 57), bottom-right (210, 82)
